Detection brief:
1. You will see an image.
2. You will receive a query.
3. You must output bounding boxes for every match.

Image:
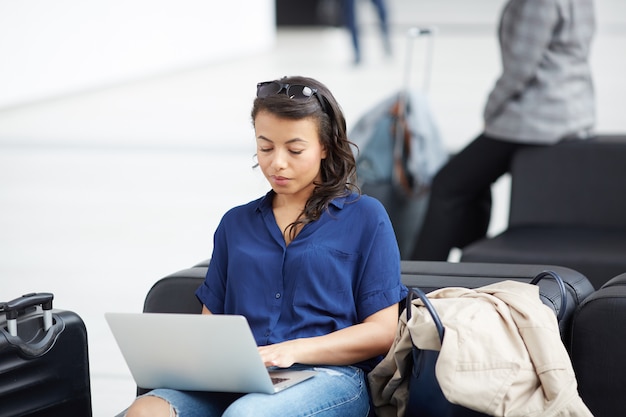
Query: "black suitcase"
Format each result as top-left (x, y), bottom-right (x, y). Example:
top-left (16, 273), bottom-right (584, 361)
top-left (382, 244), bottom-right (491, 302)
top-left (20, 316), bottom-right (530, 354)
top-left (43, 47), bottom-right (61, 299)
top-left (0, 293), bottom-right (92, 417)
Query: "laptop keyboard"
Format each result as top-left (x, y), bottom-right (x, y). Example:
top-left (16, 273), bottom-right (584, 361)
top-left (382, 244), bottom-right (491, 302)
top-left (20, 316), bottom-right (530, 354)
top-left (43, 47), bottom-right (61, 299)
top-left (271, 376), bottom-right (289, 385)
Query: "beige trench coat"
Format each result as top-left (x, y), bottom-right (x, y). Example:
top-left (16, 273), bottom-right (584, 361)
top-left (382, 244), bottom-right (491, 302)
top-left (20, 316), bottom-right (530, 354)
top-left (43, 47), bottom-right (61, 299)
top-left (368, 280), bottom-right (592, 417)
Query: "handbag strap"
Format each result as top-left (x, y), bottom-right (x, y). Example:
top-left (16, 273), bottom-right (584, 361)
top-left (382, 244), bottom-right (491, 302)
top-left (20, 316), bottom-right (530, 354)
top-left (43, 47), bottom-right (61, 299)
top-left (406, 287), bottom-right (445, 343)
top-left (529, 270), bottom-right (568, 322)
top-left (405, 271), bottom-right (567, 343)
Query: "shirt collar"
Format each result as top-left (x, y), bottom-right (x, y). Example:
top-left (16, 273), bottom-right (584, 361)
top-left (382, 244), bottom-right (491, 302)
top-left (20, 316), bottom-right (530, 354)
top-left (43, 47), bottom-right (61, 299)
top-left (255, 190), bottom-right (354, 213)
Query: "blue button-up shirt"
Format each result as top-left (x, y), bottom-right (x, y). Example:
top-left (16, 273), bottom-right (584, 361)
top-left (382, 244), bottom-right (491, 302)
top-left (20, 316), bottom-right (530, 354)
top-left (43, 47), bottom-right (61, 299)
top-left (196, 191), bottom-right (406, 356)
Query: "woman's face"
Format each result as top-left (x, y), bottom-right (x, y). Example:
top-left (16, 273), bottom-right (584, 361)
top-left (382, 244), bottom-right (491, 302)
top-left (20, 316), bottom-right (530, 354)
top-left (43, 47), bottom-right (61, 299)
top-left (254, 110), bottom-right (327, 202)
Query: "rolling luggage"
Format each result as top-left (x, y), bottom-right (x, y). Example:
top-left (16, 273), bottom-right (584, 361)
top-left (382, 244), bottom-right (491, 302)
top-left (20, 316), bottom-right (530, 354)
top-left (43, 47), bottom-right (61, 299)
top-left (0, 293), bottom-right (92, 417)
top-left (350, 27), bottom-right (448, 258)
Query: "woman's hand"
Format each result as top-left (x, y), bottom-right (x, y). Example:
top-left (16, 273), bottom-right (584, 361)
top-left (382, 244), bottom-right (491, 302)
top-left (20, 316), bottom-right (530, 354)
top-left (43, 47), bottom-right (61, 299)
top-left (256, 303), bottom-right (399, 368)
top-left (258, 339), bottom-right (301, 368)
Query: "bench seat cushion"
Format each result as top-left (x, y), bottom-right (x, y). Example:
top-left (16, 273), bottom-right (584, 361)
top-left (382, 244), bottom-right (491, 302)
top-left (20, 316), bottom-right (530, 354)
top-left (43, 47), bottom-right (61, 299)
top-left (461, 226), bottom-right (626, 289)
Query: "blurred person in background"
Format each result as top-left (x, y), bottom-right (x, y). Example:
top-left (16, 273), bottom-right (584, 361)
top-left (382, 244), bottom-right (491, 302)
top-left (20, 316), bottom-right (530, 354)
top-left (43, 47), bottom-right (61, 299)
top-left (342, 0), bottom-right (392, 64)
top-left (411, 0), bottom-right (596, 261)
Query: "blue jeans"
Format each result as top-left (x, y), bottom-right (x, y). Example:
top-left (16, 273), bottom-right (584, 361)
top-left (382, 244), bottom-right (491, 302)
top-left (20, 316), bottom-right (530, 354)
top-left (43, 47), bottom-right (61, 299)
top-left (144, 365), bottom-right (370, 417)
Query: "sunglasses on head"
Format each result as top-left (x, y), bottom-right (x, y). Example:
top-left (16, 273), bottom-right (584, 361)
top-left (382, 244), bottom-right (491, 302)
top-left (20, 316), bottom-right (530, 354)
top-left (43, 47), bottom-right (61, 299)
top-left (256, 81), bottom-right (328, 112)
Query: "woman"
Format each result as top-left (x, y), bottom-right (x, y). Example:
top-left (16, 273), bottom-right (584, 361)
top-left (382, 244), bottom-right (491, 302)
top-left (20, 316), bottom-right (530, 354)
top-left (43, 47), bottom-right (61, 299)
top-left (125, 75), bottom-right (407, 417)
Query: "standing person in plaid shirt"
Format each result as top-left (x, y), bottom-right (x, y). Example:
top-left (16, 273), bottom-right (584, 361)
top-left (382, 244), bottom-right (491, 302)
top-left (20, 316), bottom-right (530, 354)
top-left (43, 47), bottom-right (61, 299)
top-left (411, 0), bottom-right (596, 261)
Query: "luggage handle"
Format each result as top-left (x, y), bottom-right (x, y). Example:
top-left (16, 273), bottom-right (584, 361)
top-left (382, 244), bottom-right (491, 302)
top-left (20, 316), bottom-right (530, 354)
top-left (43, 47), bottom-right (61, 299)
top-left (402, 26), bottom-right (437, 95)
top-left (1, 292), bottom-right (54, 336)
top-left (391, 26), bottom-right (438, 197)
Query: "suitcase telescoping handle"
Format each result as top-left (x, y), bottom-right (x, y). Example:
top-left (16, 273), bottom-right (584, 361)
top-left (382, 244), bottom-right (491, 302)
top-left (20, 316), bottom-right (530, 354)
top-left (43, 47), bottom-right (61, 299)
top-left (2, 292), bottom-right (54, 336)
top-left (403, 26), bottom-right (436, 95)
top-left (395, 25), bottom-right (436, 150)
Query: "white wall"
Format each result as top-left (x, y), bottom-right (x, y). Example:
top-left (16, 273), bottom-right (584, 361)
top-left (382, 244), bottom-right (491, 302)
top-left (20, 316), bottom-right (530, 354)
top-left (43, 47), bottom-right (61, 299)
top-left (0, 0), bottom-right (276, 109)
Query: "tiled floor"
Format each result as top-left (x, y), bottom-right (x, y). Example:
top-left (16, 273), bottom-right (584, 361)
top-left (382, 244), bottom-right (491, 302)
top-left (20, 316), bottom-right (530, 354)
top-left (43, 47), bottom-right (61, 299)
top-left (1, 1), bottom-right (624, 415)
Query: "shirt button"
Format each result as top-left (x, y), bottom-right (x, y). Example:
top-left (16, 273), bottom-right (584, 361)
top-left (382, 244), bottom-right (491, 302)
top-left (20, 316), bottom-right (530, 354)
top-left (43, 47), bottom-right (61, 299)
top-left (275, 292), bottom-right (281, 299)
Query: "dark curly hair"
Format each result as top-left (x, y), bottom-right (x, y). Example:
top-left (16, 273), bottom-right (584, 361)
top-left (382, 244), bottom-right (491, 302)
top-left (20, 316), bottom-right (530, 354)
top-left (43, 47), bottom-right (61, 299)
top-left (251, 75), bottom-right (359, 241)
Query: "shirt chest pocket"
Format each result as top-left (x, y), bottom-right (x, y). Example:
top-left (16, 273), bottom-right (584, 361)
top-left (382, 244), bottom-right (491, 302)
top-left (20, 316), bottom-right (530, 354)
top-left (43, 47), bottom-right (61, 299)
top-left (291, 244), bottom-right (359, 311)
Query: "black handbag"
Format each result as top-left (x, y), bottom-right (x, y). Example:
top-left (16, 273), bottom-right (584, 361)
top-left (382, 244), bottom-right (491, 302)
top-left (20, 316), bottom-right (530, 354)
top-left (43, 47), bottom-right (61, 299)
top-left (404, 271), bottom-right (567, 417)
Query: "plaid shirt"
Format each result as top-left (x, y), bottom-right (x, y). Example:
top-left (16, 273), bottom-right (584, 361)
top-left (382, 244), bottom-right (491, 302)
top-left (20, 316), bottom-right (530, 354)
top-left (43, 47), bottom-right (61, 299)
top-left (484, 0), bottom-right (596, 143)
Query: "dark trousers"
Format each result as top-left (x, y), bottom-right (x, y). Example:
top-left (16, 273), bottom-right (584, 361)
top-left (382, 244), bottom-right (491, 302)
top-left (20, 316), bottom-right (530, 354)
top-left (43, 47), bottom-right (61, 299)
top-left (341, 0), bottom-right (390, 63)
top-left (410, 134), bottom-right (541, 261)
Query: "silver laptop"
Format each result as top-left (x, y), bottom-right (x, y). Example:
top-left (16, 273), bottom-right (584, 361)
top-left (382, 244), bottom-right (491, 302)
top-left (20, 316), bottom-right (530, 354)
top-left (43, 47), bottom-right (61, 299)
top-left (105, 312), bottom-right (316, 394)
